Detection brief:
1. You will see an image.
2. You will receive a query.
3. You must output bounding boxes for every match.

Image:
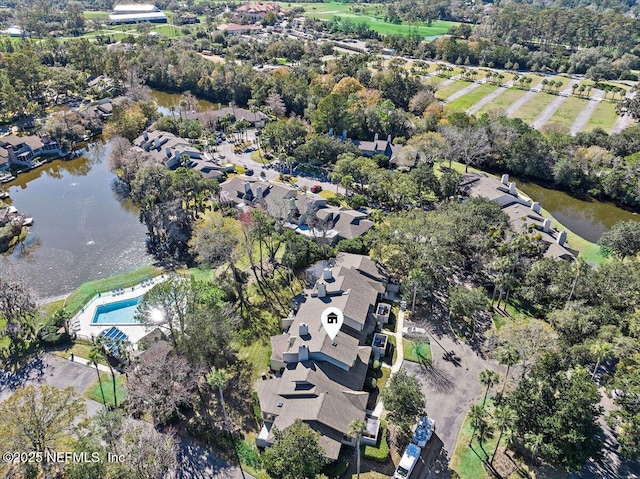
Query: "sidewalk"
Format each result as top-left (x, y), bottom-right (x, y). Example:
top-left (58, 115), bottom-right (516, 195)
top-left (69, 355), bottom-right (112, 373)
top-left (373, 308), bottom-right (406, 417)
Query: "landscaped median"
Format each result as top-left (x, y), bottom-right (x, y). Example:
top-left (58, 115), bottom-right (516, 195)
top-left (402, 339), bottom-right (432, 364)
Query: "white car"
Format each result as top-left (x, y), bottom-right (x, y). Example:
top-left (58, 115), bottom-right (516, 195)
top-left (402, 326), bottom-right (427, 337)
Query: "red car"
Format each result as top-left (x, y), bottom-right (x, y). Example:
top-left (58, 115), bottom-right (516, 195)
top-left (311, 185), bottom-right (322, 193)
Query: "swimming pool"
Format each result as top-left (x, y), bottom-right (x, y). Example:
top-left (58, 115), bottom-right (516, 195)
top-left (92, 296), bottom-right (143, 325)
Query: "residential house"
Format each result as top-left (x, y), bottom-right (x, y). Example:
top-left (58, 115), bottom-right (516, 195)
top-left (257, 253), bottom-right (390, 460)
top-left (132, 129), bottom-right (226, 180)
top-left (461, 173), bottom-right (576, 261)
top-left (220, 177), bottom-right (374, 242)
top-left (329, 130), bottom-right (403, 161)
top-left (0, 134), bottom-right (61, 170)
top-left (81, 98), bottom-right (114, 121)
top-left (216, 23), bottom-right (263, 35)
top-left (235, 1), bottom-right (281, 21)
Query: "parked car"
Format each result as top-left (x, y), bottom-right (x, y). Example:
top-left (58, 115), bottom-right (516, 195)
top-left (402, 326), bottom-right (427, 337)
top-left (311, 184), bottom-right (322, 193)
top-left (411, 417), bottom-right (435, 447)
top-left (394, 443), bottom-right (421, 479)
top-left (245, 169), bottom-right (254, 176)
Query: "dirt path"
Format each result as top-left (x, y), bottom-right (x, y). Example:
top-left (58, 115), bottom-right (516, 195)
top-left (467, 86), bottom-right (508, 115)
top-left (531, 79), bottom-right (580, 129)
top-left (503, 79), bottom-right (545, 117)
top-left (570, 90), bottom-right (605, 135)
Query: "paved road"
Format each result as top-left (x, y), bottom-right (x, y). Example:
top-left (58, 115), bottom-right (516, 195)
top-left (570, 90), bottom-right (605, 135)
top-left (503, 79), bottom-right (545, 117)
top-left (467, 86), bottom-right (508, 116)
top-left (531, 79), bottom-right (579, 130)
top-left (1, 354), bottom-right (250, 479)
top-left (401, 320), bottom-right (502, 468)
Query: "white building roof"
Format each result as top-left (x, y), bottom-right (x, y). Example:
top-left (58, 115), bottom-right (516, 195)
top-left (113, 4), bottom-right (160, 13)
top-left (109, 12), bottom-right (167, 22)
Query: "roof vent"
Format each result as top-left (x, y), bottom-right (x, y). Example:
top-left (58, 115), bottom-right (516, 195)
top-left (332, 341), bottom-right (337, 347)
top-left (277, 401), bottom-right (283, 408)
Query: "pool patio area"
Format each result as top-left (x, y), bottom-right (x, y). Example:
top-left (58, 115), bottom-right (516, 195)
top-left (70, 275), bottom-right (168, 348)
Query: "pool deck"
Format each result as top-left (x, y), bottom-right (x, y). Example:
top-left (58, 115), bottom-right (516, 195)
top-left (71, 275), bottom-right (168, 347)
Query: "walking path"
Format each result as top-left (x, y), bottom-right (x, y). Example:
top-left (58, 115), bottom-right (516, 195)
top-left (71, 355), bottom-right (112, 373)
top-left (372, 308), bottom-right (406, 418)
top-left (466, 86), bottom-right (508, 115)
top-left (503, 79), bottom-right (545, 117)
top-left (570, 90), bottom-right (605, 134)
top-left (531, 79), bottom-right (579, 129)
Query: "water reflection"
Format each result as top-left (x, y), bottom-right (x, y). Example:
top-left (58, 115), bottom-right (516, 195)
top-left (150, 89), bottom-right (222, 116)
top-left (517, 181), bottom-right (639, 243)
top-left (1, 141), bottom-right (151, 301)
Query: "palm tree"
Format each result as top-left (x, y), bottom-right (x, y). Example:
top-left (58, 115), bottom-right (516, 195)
top-left (524, 432), bottom-right (544, 464)
top-left (590, 339), bottom-right (613, 380)
top-left (479, 369), bottom-right (500, 405)
top-left (555, 80), bottom-right (563, 92)
top-left (208, 368), bottom-right (246, 479)
top-left (542, 79), bottom-right (548, 91)
top-left (496, 346), bottom-right (520, 397)
top-left (348, 419), bottom-right (367, 479)
top-left (94, 337), bottom-right (118, 407)
top-left (468, 404), bottom-right (487, 447)
top-left (88, 348), bottom-right (107, 406)
top-left (572, 83), bottom-right (578, 96)
top-left (491, 405), bottom-right (515, 464)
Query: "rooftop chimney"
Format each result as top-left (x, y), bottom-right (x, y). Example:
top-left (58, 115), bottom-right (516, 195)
top-left (165, 147), bottom-right (171, 157)
top-left (299, 323), bottom-right (309, 336)
top-left (244, 181), bottom-right (251, 193)
top-left (387, 134), bottom-right (392, 144)
top-left (323, 268), bottom-right (332, 280)
top-left (508, 182), bottom-right (516, 195)
top-left (531, 202), bottom-right (541, 214)
top-left (317, 282), bottom-right (326, 298)
top-left (557, 230), bottom-right (567, 246)
top-left (342, 129), bottom-right (347, 141)
top-left (501, 174), bottom-right (509, 185)
top-left (374, 133), bottom-right (378, 142)
top-left (543, 218), bottom-right (552, 233)
top-left (143, 131), bottom-right (148, 141)
top-left (329, 128), bottom-right (334, 137)
top-left (256, 185), bottom-right (263, 199)
top-left (298, 345), bottom-right (309, 361)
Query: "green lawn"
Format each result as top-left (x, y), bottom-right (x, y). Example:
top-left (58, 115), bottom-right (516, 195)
top-left (57, 266), bottom-right (161, 318)
top-left (450, 402), bottom-right (499, 479)
top-left (377, 366), bottom-right (391, 393)
top-left (0, 318), bottom-right (8, 350)
top-left (83, 10), bottom-right (109, 19)
top-left (435, 80), bottom-right (471, 100)
top-left (85, 373), bottom-right (126, 407)
top-left (546, 96), bottom-right (590, 129)
top-left (584, 101), bottom-right (619, 133)
top-left (238, 340), bottom-right (271, 384)
top-left (476, 88), bottom-right (528, 116)
top-left (446, 84), bottom-right (499, 112)
top-left (50, 339), bottom-right (108, 365)
top-left (284, 1), bottom-right (457, 37)
top-left (402, 339), bottom-right (432, 364)
top-left (512, 92), bottom-right (557, 123)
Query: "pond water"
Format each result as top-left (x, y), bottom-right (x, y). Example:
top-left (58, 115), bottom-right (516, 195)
top-left (517, 181), bottom-right (639, 243)
top-left (150, 89), bottom-right (222, 116)
top-left (0, 141), bottom-right (151, 301)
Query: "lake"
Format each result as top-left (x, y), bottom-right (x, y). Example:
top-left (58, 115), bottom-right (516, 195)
top-left (150, 89), bottom-right (222, 116)
top-left (0, 141), bottom-right (151, 302)
top-left (517, 181), bottom-right (639, 243)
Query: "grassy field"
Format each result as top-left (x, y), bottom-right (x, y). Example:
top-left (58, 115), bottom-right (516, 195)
top-left (546, 96), bottom-right (590, 129)
top-left (512, 92), bottom-right (557, 123)
top-left (43, 266), bottom-right (162, 319)
top-left (238, 340), bottom-right (271, 384)
top-left (476, 88), bottom-right (528, 116)
top-left (584, 101), bottom-right (619, 133)
top-left (402, 339), bottom-right (432, 364)
top-left (446, 84), bottom-right (499, 111)
top-left (435, 80), bottom-right (471, 100)
top-left (450, 402), bottom-right (498, 479)
top-left (50, 339), bottom-right (108, 365)
top-left (279, 1), bottom-right (457, 37)
top-left (85, 373), bottom-right (126, 407)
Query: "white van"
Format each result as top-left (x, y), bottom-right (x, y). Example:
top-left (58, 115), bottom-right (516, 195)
top-left (394, 443), bottom-right (421, 479)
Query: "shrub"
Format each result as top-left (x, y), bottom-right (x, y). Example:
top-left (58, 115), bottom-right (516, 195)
top-left (236, 440), bottom-right (262, 470)
top-left (362, 420), bottom-right (389, 462)
top-left (365, 376), bottom-right (377, 390)
top-left (326, 196), bottom-right (341, 206)
top-left (372, 360), bottom-right (381, 370)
